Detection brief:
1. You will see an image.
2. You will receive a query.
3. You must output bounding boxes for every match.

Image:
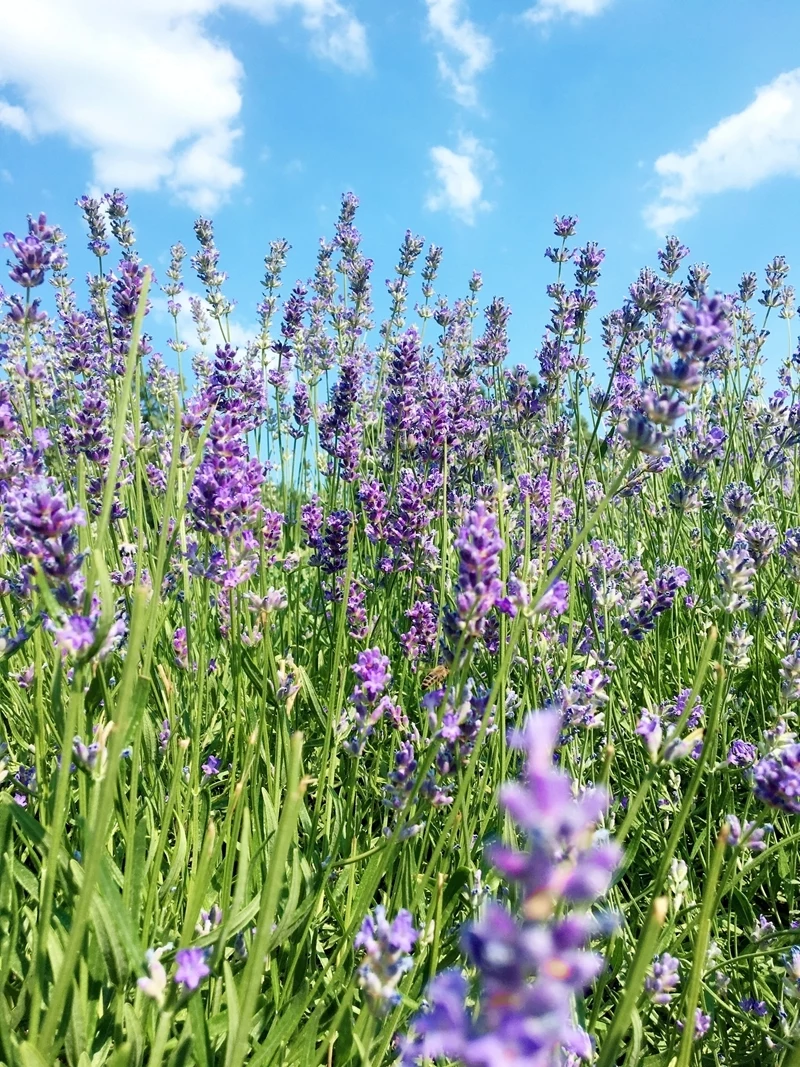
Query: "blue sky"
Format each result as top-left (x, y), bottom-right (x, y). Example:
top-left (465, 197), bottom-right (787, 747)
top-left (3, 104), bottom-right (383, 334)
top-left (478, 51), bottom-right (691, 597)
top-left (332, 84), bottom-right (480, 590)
top-left (3, 0), bottom-right (800, 367)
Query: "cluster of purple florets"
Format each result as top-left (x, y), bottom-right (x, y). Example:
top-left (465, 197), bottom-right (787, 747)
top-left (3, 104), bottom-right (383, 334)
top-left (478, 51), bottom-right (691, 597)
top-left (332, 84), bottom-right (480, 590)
top-left (400, 712), bottom-right (620, 1065)
top-left (751, 744), bottom-right (800, 814)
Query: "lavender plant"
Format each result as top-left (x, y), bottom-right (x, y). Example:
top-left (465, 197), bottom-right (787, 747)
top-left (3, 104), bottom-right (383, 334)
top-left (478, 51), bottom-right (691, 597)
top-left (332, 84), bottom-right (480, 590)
top-left (0, 194), bottom-right (797, 1067)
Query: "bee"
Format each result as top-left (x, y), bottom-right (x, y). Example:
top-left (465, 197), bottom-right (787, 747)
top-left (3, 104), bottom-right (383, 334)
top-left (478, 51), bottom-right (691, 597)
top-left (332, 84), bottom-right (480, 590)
top-left (421, 664), bottom-right (450, 692)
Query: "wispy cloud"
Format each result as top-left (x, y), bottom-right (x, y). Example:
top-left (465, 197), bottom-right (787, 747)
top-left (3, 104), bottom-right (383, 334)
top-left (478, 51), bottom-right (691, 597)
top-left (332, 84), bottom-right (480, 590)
top-left (644, 69), bottom-right (800, 232)
top-left (0, 99), bottom-right (32, 137)
top-left (522, 0), bottom-right (613, 25)
top-left (0, 0), bottom-right (368, 213)
top-left (152, 288), bottom-right (261, 353)
top-left (425, 0), bottom-right (494, 108)
top-left (426, 134), bottom-right (493, 224)
top-left (237, 0), bottom-right (370, 73)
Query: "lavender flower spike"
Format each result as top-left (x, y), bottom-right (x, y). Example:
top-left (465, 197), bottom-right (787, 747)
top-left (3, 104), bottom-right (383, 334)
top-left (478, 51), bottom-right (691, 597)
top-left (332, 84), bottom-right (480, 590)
top-left (646, 953), bottom-right (680, 1004)
top-left (401, 710), bottom-right (621, 1065)
top-left (455, 501), bottom-right (504, 638)
top-left (751, 744), bottom-right (800, 814)
top-left (355, 906), bottom-right (417, 1013)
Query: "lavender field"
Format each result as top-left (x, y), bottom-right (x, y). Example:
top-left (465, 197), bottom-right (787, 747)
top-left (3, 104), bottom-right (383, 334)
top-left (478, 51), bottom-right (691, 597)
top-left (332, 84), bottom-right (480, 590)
top-left (0, 191), bottom-right (798, 1067)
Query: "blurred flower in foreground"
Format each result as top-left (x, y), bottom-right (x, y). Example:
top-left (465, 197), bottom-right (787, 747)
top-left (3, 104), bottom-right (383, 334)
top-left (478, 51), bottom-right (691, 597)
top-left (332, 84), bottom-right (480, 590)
top-left (399, 711), bottom-right (620, 1065)
top-left (751, 743), bottom-right (800, 814)
top-left (138, 945), bottom-right (172, 1006)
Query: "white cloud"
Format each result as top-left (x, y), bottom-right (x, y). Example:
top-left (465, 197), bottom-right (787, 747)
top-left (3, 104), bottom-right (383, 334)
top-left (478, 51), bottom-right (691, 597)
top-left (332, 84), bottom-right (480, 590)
top-left (153, 288), bottom-right (261, 353)
top-left (0, 99), bottom-right (31, 137)
top-left (426, 134), bottom-right (493, 224)
top-left (644, 69), bottom-right (800, 233)
top-left (235, 0), bottom-right (369, 72)
top-left (522, 0), bottom-right (613, 25)
top-left (0, 0), bottom-right (368, 212)
top-left (425, 0), bottom-right (493, 108)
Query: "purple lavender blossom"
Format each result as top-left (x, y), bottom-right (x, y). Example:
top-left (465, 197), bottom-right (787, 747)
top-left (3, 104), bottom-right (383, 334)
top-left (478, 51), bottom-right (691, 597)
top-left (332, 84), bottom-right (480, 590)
top-left (454, 502), bottom-right (504, 638)
top-left (751, 744), bottom-right (800, 814)
top-left (426, 681), bottom-right (495, 776)
top-left (13, 764), bottom-right (36, 807)
top-left (533, 579), bottom-right (569, 617)
top-left (174, 948), bottom-right (210, 991)
top-left (739, 998), bottom-right (768, 1017)
top-left (474, 297), bottom-right (511, 368)
top-left (301, 495), bottom-right (323, 552)
top-left (105, 190), bottom-right (135, 250)
top-left (671, 294), bottom-right (732, 362)
top-left (50, 615), bottom-right (95, 658)
top-left (645, 953), bottom-right (680, 1005)
top-left (72, 735), bottom-right (101, 773)
top-left (783, 947), bottom-right (800, 996)
top-left (189, 415), bottom-right (264, 538)
top-left (547, 669), bottom-right (609, 730)
top-left (384, 741), bottom-right (418, 811)
top-left (574, 242), bottom-right (605, 287)
top-left (111, 258), bottom-right (151, 320)
top-left (76, 196), bottom-right (110, 258)
top-left (722, 481), bottom-right (754, 521)
top-left (780, 650), bottom-right (800, 701)
top-left (658, 236), bottom-right (690, 278)
top-left (202, 754), bottom-right (221, 778)
top-left (400, 601), bottom-right (438, 666)
top-left (204, 344), bottom-right (266, 431)
top-left (751, 915), bottom-right (776, 942)
top-left (4, 219), bottom-right (64, 287)
top-left (621, 413), bottom-right (666, 456)
top-left (724, 814), bottom-right (770, 852)
top-left (727, 740), bottom-right (758, 767)
top-left (159, 720), bottom-right (171, 751)
top-left (401, 711), bottom-right (620, 1065)
top-left (5, 476), bottom-right (85, 593)
top-left (261, 510), bottom-right (284, 552)
top-left (355, 906), bottom-right (417, 1013)
top-left (352, 648), bottom-right (391, 702)
top-left (715, 546), bottom-right (755, 613)
top-left (652, 356), bottom-right (704, 396)
top-left (676, 1009), bottom-right (711, 1040)
top-left (744, 520), bottom-right (778, 568)
top-left (343, 648), bottom-right (403, 755)
top-left (173, 627), bottom-right (189, 670)
top-left (312, 510), bottom-right (352, 575)
top-left (636, 710), bottom-right (663, 760)
top-left (491, 713), bottom-right (621, 909)
top-left (553, 215), bottom-right (578, 238)
top-left (642, 389), bottom-right (687, 426)
top-left (385, 327), bottom-right (423, 455)
top-left (290, 380), bottom-right (311, 438)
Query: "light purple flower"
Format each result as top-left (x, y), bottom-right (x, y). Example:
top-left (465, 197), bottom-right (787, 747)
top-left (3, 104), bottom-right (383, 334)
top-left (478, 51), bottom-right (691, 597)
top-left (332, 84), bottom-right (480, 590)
top-left (676, 1008), bottom-right (711, 1040)
top-left (646, 953), bottom-right (680, 1005)
top-left (727, 739), bottom-right (757, 767)
top-left (174, 947), bottom-right (210, 991)
top-left (51, 615), bottom-right (95, 658)
top-left (752, 744), bottom-right (800, 814)
top-left (401, 711), bottom-right (620, 1065)
top-left (739, 997), bottom-right (768, 1017)
top-left (455, 502), bottom-right (504, 638)
top-left (355, 906), bottom-right (417, 1013)
top-left (202, 754), bottom-right (221, 778)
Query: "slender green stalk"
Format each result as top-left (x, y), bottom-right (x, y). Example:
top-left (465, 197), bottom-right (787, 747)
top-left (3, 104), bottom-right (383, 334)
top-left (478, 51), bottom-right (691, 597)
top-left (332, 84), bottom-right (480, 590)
top-left (676, 825), bottom-right (730, 1067)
